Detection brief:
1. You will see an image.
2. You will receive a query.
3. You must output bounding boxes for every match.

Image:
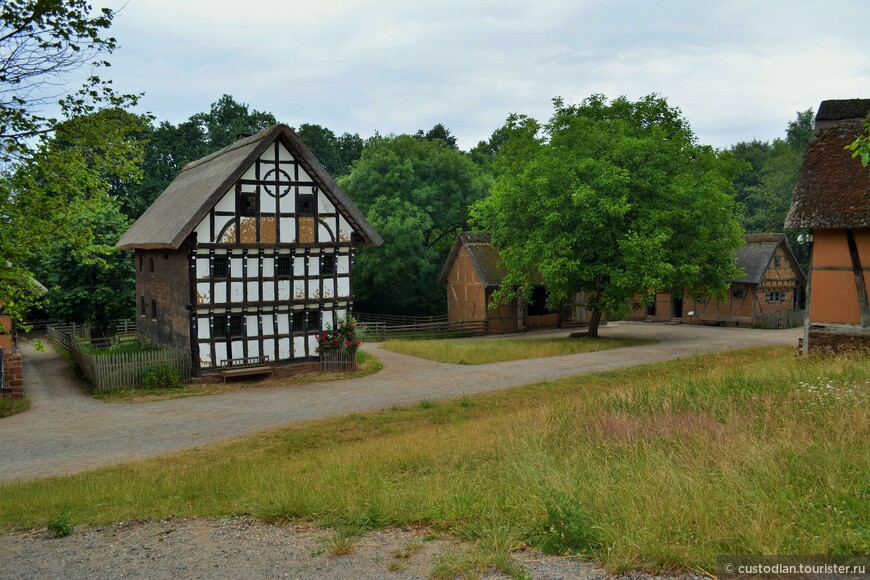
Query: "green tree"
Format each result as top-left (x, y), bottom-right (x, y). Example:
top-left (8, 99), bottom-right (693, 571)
top-left (472, 95), bottom-right (744, 337)
top-left (189, 94), bottom-right (276, 151)
top-left (340, 135), bottom-right (491, 315)
top-left (416, 123), bottom-right (458, 149)
top-left (1, 108), bottom-right (147, 322)
top-left (36, 203), bottom-right (135, 332)
top-left (120, 95), bottom-right (278, 220)
top-left (1, 0), bottom-right (121, 155)
top-left (731, 110), bottom-right (814, 233)
top-left (295, 123), bottom-right (364, 177)
top-left (845, 112), bottom-right (870, 167)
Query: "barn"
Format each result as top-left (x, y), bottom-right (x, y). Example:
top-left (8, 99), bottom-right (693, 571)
top-left (117, 124), bottom-right (382, 376)
top-left (785, 98), bottom-right (870, 353)
top-left (438, 232), bottom-right (589, 333)
top-left (630, 233), bottom-right (806, 328)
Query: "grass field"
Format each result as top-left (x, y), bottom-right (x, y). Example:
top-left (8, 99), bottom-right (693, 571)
top-left (1, 347), bottom-right (867, 577)
top-left (94, 351), bottom-right (383, 402)
top-left (381, 335), bottom-right (652, 364)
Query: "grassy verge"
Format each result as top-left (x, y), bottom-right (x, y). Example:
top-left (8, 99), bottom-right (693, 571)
top-left (94, 351), bottom-right (383, 403)
top-left (381, 336), bottom-right (652, 364)
top-left (1, 347), bottom-right (867, 577)
top-left (0, 398), bottom-right (30, 418)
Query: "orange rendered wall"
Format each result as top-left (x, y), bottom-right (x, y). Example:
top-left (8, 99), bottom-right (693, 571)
top-left (809, 229), bottom-right (868, 325)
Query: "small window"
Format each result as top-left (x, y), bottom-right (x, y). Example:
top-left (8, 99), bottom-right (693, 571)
top-left (138, 254), bottom-right (143, 272)
top-left (765, 291), bottom-right (785, 303)
top-left (276, 255), bottom-right (292, 277)
top-left (306, 311), bottom-right (321, 330)
top-left (773, 256), bottom-right (781, 268)
top-left (139, 296), bottom-right (145, 317)
top-left (213, 256), bottom-right (228, 279)
top-left (214, 315), bottom-right (226, 337)
top-left (292, 311), bottom-right (305, 330)
top-left (321, 254), bottom-right (335, 275)
top-left (238, 191), bottom-right (259, 216)
top-left (296, 194), bottom-right (315, 215)
top-left (732, 289), bottom-right (745, 300)
top-left (151, 300), bottom-right (157, 320)
top-left (149, 257), bottom-right (155, 273)
top-left (229, 315), bottom-right (243, 337)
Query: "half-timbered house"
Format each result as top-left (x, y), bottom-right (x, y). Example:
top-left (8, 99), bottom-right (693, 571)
top-left (786, 98), bottom-right (870, 353)
top-left (117, 124), bottom-right (382, 376)
top-left (630, 233), bottom-right (806, 328)
top-left (439, 233), bottom-right (590, 332)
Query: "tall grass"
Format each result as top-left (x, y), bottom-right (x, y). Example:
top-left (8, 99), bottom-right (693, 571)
top-left (381, 336), bottom-right (651, 364)
top-left (1, 347), bottom-right (867, 576)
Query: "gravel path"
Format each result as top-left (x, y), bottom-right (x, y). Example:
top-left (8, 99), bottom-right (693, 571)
top-left (0, 322), bottom-right (800, 483)
top-left (0, 323), bottom-right (793, 579)
top-left (0, 516), bottom-right (695, 580)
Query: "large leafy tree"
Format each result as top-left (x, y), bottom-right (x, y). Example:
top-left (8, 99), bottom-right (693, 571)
top-left (121, 95), bottom-right (277, 219)
top-left (36, 203), bottom-right (135, 332)
top-left (2, 107), bottom-right (148, 322)
top-left (731, 110), bottom-right (814, 234)
top-left (0, 0), bottom-right (140, 323)
top-left (1, 0), bottom-right (120, 156)
top-left (472, 95), bottom-right (744, 337)
top-left (340, 135), bottom-right (491, 315)
top-left (295, 123), bottom-right (364, 177)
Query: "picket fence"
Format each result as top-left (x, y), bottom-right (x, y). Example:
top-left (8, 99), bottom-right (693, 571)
top-left (47, 323), bottom-right (190, 392)
top-left (319, 349), bottom-right (358, 373)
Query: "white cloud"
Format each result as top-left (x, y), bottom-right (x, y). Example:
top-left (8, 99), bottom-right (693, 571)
top-left (85, 0), bottom-right (870, 149)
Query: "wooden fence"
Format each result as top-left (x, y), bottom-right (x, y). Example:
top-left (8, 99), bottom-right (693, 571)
top-left (47, 323), bottom-right (190, 392)
top-left (354, 312), bottom-right (449, 326)
top-left (757, 309), bottom-right (806, 330)
top-left (320, 349), bottom-right (358, 372)
top-left (363, 319), bottom-right (488, 341)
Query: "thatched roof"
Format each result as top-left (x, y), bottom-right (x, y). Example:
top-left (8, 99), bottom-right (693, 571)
top-left (118, 124), bottom-right (382, 250)
top-left (734, 233), bottom-right (805, 285)
top-left (438, 232), bottom-right (507, 288)
top-left (785, 99), bottom-right (870, 229)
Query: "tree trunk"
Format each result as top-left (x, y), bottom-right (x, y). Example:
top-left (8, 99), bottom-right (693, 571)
top-left (587, 308), bottom-right (603, 338)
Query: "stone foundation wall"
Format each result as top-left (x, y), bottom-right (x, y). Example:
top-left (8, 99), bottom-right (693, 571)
top-left (191, 360), bottom-right (319, 384)
top-left (1, 350), bottom-right (24, 399)
top-left (808, 328), bottom-right (870, 354)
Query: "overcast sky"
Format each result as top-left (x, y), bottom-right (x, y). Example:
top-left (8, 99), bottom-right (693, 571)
top-left (93, 0), bottom-right (870, 150)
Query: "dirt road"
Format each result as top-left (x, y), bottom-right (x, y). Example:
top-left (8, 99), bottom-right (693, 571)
top-left (0, 322), bottom-right (800, 483)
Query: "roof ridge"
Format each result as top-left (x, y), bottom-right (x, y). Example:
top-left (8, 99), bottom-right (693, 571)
top-left (181, 125), bottom-right (283, 172)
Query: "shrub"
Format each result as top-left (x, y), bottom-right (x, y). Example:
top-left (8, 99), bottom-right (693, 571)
top-left (140, 365), bottom-right (183, 390)
top-left (316, 315), bottom-right (365, 353)
top-left (47, 513), bottom-right (74, 538)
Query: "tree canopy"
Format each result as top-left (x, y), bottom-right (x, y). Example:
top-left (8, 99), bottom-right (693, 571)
top-left (340, 134), bottom-right (490, 315)
top-left (472, 95), bottom-right (744, 336)
top-left (0, 0), bottom-right (124, 156)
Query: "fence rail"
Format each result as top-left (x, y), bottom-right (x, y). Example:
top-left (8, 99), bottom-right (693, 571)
top-left (354, 312), bottom-right (449, 326)
top-left (363, 319), bottom-right (488, 341)
top-left (48, 323), bottom-right (189, 392)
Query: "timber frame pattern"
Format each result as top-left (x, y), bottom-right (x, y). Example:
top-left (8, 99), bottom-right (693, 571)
top-left (119, 125), bottom-right (382, 375)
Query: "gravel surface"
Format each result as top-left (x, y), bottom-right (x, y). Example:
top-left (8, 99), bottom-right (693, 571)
top-left (0, 517), bottom-right (699, 579)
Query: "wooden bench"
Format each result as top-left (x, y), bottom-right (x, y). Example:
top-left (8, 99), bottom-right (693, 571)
top-left (220, 356), bottom-right (272, 383)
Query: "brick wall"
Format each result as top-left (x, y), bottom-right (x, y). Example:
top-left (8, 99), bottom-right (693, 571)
top-left (135, 246), bottom-right (192, 353)
top-left (1, 349), bottom-right (23, 399)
